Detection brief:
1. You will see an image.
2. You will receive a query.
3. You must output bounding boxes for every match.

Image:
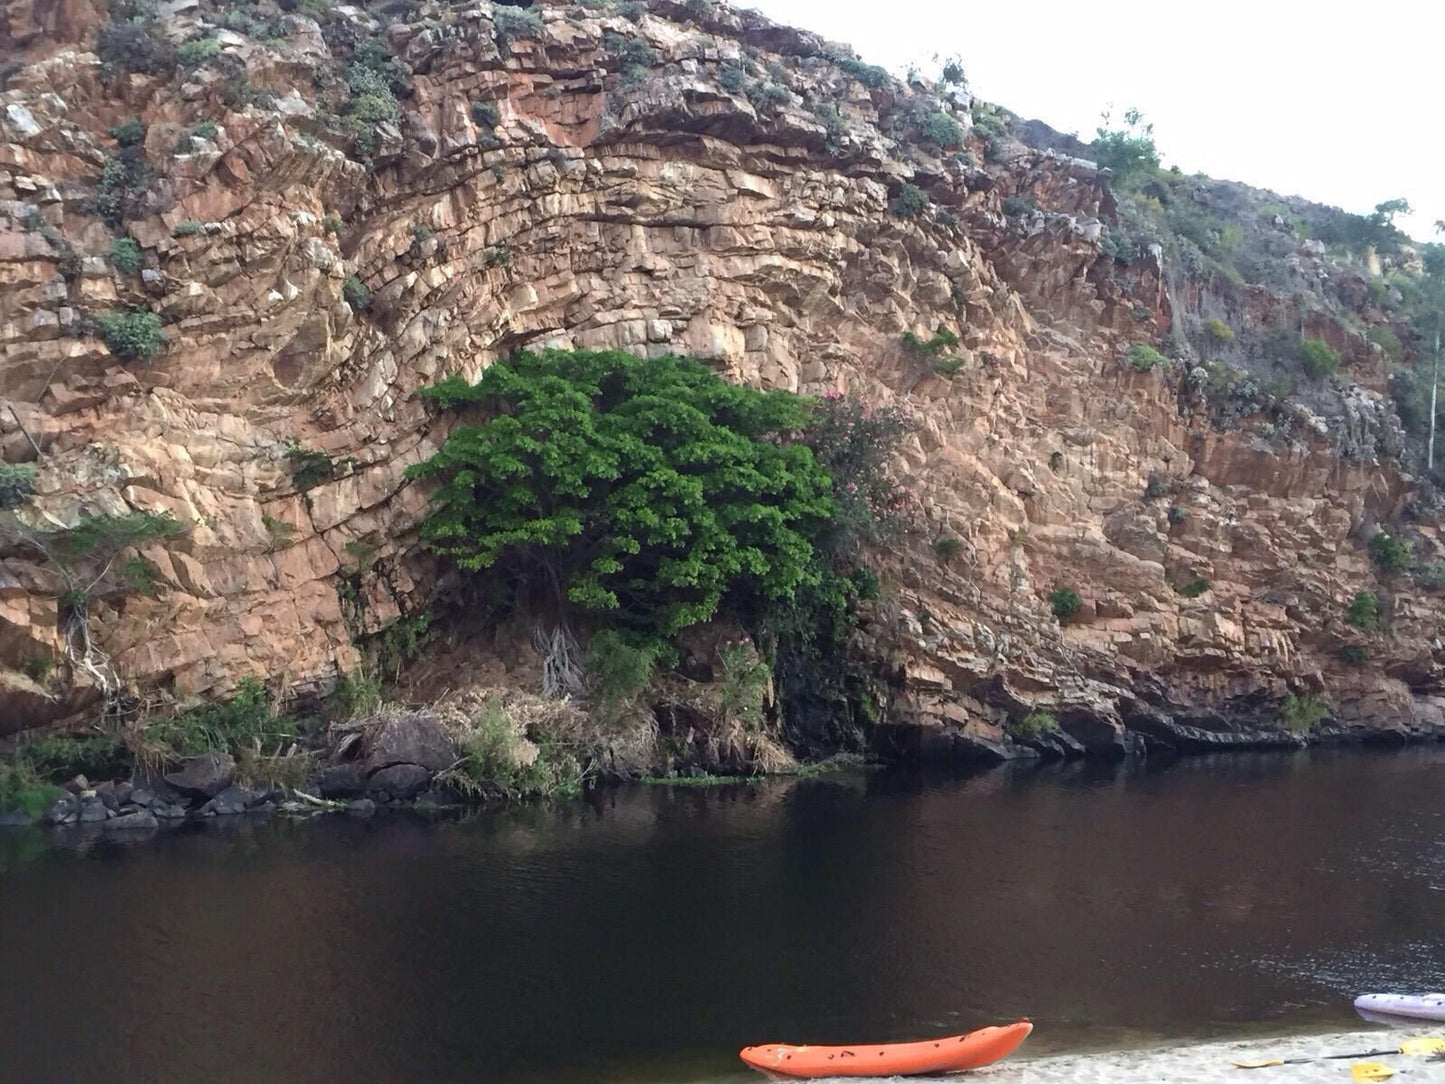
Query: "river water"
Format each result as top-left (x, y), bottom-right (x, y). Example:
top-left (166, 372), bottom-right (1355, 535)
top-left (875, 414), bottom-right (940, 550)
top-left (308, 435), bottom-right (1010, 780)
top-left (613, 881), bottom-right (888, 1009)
top-left (2, 748), bottom-right (1444, 1082)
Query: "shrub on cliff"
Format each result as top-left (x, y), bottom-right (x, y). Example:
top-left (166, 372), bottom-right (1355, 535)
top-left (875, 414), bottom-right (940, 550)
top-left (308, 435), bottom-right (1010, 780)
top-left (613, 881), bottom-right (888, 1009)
top-left (604, 31), bottom-right (656, 85)
top-left (342, 274), bottom-right (370, 310)
top-left (176, 35), bottom-right (221, 67)
top-left (1127, 343), bottom-right (1168, 372)
top-left (833, 55), bottom-right (889, 90)
top-left (96, 307), bottom-right (164, 361)
top-left (408, 349), bottom-right (835, 651)
top-left (1091, 107), bottom-right (1159, 191)
top-left (1299, 337), bottom-right (1340, 380)
top-left (890, 183), bottom-right (929, 218)
top-left (1368, 532), bottom-right (1410, 574)
top-left (1204, 317), bottom-right (1235, 343)
top-left (923, 111), bottom-right (964, 150)
top-left (1050, 586), bottom-right (1083, 622)
top-left (0, 464), bottom-right (36, 511)
top-left (96, 15), bottom-right (176, 77)
top-left (110, 237), bottom-right (143, 274)
top-left (1010, 711), bottom-right (1057, 737)
top-left (493, 6), bottom-right (542, 52)
top-left (1345, 590), bottom-right (1381, 630)
top-left (1280, 694), bottom-right (1327, 734)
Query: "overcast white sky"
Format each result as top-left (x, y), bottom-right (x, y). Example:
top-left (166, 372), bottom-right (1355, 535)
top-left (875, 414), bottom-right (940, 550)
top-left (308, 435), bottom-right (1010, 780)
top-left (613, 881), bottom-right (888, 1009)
top-left (747, 0), bottom-right (1445, 241)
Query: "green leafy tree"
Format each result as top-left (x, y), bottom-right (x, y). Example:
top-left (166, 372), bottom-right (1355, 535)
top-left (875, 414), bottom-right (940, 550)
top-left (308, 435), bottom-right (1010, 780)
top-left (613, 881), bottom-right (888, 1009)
top-left (1092, 107), bottom-right (1159, 190)
top-left (407, 350), bottom-right (836, 648)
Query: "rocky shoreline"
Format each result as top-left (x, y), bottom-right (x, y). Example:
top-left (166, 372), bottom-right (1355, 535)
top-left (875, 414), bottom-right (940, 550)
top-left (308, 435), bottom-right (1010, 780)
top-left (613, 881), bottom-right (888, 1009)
top-left (6, 708), bottom-right (1442, 837)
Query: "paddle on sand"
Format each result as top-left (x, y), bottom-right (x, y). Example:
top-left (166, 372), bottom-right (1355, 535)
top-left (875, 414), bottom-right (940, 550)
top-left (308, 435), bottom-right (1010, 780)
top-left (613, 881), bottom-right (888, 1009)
top-left (1230, 1036), bottom-right (1445, 1069)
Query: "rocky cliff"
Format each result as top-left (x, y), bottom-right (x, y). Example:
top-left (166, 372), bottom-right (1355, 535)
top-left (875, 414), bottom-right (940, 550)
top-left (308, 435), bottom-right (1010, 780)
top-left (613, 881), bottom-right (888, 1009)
top-left (4, 0), bottom-right (1443, 758)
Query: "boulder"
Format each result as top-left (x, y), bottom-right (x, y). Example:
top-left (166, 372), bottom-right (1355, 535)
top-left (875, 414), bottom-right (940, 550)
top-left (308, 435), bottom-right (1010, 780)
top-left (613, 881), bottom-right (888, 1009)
top-left (78, 795), bottom-right (109, 822)
top-left (362, 713), bottom-right (458, 774)
top-left (312, 763), bottom-right (368, 799)
top-left (164, 753), bottom-right (235, 799)
top-left (44, 795), bottom-right (79, 825)
top-left (199, 785), bottom-right (254, 816)
top-left (366, 763), bottom-right (432, 801)
top-left (104, 810), bottom-right (159, 831)
top-left (129, 788), bottom-right (155, 808)
top-left (345, 798), bottom-right (376, 815)
top-left (151, 801), bottom-right (189, 820)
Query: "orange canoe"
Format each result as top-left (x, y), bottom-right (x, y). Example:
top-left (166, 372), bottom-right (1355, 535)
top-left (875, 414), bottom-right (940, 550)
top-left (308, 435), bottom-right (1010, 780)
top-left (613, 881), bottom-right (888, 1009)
top-left (739, 1019), bottom-right (1032, 1078)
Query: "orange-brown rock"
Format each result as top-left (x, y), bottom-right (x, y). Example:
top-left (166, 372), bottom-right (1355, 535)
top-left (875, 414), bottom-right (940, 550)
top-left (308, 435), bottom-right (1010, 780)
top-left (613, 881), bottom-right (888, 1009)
top-left (1, 0), bottom-right (1439, 752)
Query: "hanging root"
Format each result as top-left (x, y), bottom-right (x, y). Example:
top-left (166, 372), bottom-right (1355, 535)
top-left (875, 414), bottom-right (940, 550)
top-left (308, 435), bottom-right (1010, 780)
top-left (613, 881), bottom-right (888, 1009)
top-left (61, 601), bottom-right (124, 718)
top-left (534, 623), bottom-right (586, 700)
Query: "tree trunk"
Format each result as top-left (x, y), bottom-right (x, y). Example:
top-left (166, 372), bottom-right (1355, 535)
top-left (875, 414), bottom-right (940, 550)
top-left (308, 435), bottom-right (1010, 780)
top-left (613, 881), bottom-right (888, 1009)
top-left (1431, 323), bottom-right (1441, 472)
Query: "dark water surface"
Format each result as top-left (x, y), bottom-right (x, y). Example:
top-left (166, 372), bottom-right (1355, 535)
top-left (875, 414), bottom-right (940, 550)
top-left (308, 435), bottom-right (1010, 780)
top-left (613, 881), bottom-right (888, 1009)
top-left (3, 748), bottom-right (1444, 1082)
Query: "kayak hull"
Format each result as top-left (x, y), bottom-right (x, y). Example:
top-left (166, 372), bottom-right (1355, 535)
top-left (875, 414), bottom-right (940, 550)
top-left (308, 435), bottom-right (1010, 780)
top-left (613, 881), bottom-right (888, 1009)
top-left (1354, 993), bottom-right (1445, 1022)
top-left (739, 1020), bottom-right (1032, 1079)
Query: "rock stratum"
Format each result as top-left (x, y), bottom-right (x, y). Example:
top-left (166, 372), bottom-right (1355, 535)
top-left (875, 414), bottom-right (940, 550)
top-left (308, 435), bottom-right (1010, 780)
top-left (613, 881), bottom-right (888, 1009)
top-left (3, 0), bottom-right (1444, 758)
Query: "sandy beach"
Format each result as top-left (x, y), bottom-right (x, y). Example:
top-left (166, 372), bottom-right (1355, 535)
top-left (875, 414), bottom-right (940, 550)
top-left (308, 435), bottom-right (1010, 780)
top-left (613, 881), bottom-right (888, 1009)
top-left (972, 1028), bottom-right (1445, 1083)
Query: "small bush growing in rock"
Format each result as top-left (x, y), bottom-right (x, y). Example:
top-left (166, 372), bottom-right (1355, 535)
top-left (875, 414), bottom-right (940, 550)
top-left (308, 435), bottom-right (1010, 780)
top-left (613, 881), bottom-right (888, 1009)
top-left (172, 219), bottom-right (205, 236)
top-left (1345, 590), bottom-right (1381, 630)
top-left (1049, 450), bottom-right (1064, 472)
top-left (96, 307), bottom-right (164, 361)
top-left (971, 109), bottom-right (1007, 158)
top-left (745, 81), bottom-right (790, 110)
top-left (613, 0), bottom-right (644, 21)
top-left (95, 149), bottom-right (154, 225)
top-left (1127, 343), bottom-right (1168, 372)
top-left (717, 62), bottom-right (748, 93)
top-left (1299, 337), bottom-right (1340, 380)
top-left (1368, 532), bottom-right (1410, 574)
top-left (322, 214), bottom-right (344, 234)
top-left (110, 236), bottom-right (143, 274)
top-left (1143, 474), bottom-right (1168, 502)
top-left (941, 58), bottom-right (966, 85)
top-left (933, 355), bottom-right (964, 376)
top-left (1001, 194), bottom-right (1037, 218)
top-left (1366, 324), bottom-right (1401, 362)
top-left (96, 17), bottom-right (176, 76)
top-left (1413, 562), bottom-right (1445, 590)
top-left (177, 35), bottom-right (222, 67)
top-left (1279, 694), bottom-right (1327, 734)
top-left (834, 55), bottom-right (889, 89)
top-left (109, 118), bottom-right (146, 146)
top-left (1050, 586), bottom-right (1082, 622)
top-left (603, 31), bottom-right (656, 85)
top-left (284, 441), bottom-right (336, 491)
top-left (0, 463), bottom-right (37, 510)
top-left (808, 102), bottom-right (847, 153)
top-left (890, 183), bottom-right (930, 218)
top-left (923, 111), bottom-right (964, 149)
top-left (483, 246), bottom-right (511, 268)
top-left (1010, 711), bottom-right (1058, 737)
top-left (493, 6), bottom-right (542, 51)
top-left (471, 100), bottom-right (499, 128)
top-left (934, 535), bottom-right (963, 560)
top-left (1176, 576), bottom-right (1210, 598)
top-left (717, 640), bottom-right (769, 732)
top-left (1339, 645), bottom-right (1369, 664)
top-left (342, 274), bottom-right (370, 310)
top-left (1167, 504), bottom-right (1188, 525)
top-left (1204, 317), bottom-right (1235, 342)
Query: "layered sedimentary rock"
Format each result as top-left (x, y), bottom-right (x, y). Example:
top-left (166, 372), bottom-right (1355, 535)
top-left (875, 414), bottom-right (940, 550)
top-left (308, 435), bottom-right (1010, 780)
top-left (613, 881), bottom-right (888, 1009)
top-left (2, 0), bottom-right (1441, 753)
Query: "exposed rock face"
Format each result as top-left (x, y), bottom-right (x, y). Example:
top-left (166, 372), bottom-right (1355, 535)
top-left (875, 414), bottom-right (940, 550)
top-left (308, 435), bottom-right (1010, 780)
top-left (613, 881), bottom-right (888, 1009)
top-left (2, 0), bottom-right (1443, 756)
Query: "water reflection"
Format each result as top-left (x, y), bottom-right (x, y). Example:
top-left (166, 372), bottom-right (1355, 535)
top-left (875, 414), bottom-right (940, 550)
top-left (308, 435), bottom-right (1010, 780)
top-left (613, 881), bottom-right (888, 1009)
top-left (1, 747), bottom-right (1443, 1082)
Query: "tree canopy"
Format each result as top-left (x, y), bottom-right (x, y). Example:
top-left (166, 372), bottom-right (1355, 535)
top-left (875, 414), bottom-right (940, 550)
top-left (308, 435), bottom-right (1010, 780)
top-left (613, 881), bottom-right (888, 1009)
top-left (407, 349), bottom-right (837, 645)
